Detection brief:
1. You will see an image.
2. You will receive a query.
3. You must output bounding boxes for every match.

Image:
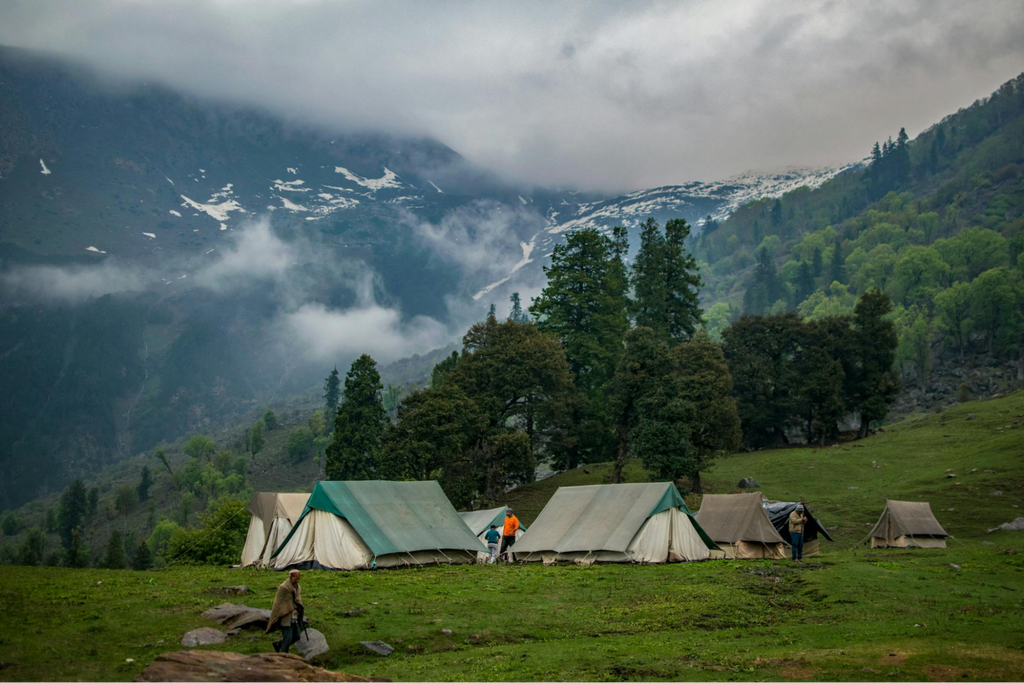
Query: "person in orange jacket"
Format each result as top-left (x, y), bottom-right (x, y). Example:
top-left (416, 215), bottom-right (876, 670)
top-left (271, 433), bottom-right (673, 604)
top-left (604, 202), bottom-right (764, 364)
top-left (500, 508), bottom-right (520, 562)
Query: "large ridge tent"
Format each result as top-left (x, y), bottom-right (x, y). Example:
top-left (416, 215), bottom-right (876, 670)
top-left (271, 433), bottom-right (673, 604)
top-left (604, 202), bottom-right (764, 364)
top-left (459, 506), bottom-right (527, 562)
top-left (696, 493), bottom-right (787, 559)
top-left (239, 492), bottom-right (310, 567)
top-left (762, 500), bottom-right (834, 557)
top-left (869, 500), bottom-right (949, 548)
top-left (270, 480), bottom-right (487, 569)
top-left (512, 483), bottom-right (718, 565)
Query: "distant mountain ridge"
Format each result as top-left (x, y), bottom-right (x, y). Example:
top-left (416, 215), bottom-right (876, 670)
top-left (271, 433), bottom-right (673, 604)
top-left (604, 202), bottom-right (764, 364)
top-left (0, 45), bottom-right (844, 508)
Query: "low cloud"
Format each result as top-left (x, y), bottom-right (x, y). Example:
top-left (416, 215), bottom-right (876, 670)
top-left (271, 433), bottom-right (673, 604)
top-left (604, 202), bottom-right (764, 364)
top-left (1, 260), bottom-right (147, 303)
top-left (196, 216), bottom-right (300, 290)
top-left (283, 302), bottom-right (450, 364)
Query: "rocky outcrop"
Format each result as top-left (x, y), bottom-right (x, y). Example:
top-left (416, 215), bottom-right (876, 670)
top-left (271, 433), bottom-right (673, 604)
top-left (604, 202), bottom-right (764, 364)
top-left (201, 603), bottom-right (273, 631)
top-left (135, 651), bottom-right (385, 682)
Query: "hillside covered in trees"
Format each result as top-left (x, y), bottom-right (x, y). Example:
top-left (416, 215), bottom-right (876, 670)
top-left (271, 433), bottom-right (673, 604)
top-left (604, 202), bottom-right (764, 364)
top-left (697, 73), bottom-right (1024, 394)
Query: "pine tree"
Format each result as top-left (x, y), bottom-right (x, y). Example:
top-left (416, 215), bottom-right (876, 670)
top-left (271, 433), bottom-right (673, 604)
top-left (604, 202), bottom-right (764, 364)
top-left (607, 327), bottom-right (674, 484)
top-left (508, 292), bottom-right (528, 323)
top-left (671, 332), bottom-right (741, 492)
top-left (531, 228), bottom-right (629, 397)
top-left (662, 218), bottom-right (703, 344)
top-left (85, 487), bottom-right (99, 525)
top-left (130, 540), bottom-right (154, 570)
top-left (430, 351), bottom-right (460, 388)
top-left (811, 247), bottom-right (823, 278)
top-left (487, 303), bottom-right (496, 320)
top-left (632, 217), bottom-right (668, 335)
top-left (795, 261), bottom-right (815, 304)
top-left (850, 290), bottom-right (901, 437)
top-left (325, 354), bottom-right (387, 480)
top-left (828, 244), bottom-right (845, 284)
top-left (18, 528), bottom-right (45, 566)
top-left (153, 448), bottom-right (173, 476)
top-left (58, 479), bottom-right (87, 552)
top-left (64, 529), bottom-right (89, 568)
top-left (323, 366), bottom-right (341, 419)
top-left (136, 466), bottom-right (153, 503)
top-left (742, 248), bottom-right (784, 315)
top-left (770, 199), bottom-right (783, 232)
top-left (101, 530), bottom-right (127, 569)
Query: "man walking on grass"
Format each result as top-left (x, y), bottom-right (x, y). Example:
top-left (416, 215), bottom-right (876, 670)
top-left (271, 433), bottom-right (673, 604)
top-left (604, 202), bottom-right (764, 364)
top-left (500, 508), bottom-right (520, 562)
top-left (789, 504), bottom-right (808, 562)
top-left (267, 569), bottom-right (303, 653)
top-left (484, 524), bottom-right (501, 564)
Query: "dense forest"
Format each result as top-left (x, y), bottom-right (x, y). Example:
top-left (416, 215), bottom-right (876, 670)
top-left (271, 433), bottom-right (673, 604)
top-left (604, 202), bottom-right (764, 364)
top-left (697, 73), bottom-right (1024, 388)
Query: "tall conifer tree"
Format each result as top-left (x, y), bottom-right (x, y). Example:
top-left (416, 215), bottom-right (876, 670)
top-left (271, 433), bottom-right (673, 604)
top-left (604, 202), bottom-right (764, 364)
top-left (325, 354), bottom-right (388, 480)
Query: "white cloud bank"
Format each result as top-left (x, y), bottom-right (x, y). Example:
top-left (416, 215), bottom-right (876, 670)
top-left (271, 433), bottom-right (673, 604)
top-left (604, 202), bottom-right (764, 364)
top-left (2, 0), bottom-right (1022, 190)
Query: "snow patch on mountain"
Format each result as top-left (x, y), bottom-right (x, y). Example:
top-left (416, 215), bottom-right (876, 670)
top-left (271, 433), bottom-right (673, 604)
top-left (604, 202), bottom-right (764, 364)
top-left (39, 159), bottom-right (51, 175)
top-left (180, 194), bottom-right (246, 223)
top-left (472, 232), bottom-right (539, 300)
top-left (272, 179), bottom-right (310, 193)
top-left (334, 166), bottom-right (404, 192)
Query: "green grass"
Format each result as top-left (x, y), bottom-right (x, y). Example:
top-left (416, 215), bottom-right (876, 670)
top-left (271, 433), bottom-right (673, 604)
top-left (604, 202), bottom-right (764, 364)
top-left (1, 393), bottom-right (1023, 682)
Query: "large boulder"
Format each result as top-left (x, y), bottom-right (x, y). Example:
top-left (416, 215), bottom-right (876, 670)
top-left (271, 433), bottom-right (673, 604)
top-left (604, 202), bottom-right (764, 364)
top-left (180, 628), bottom-right (227, 647)
top-left (135, 651), bottom-right (384, 682)
top-left (292, 628), bottom-right (330, 662)
top-left (737, 477), bottom-right (760, 489)
top-left (201, 603), bottom-right (273, 631)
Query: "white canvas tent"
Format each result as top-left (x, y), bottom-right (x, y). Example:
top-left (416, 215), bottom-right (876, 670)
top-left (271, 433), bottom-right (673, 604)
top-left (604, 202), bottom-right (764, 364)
top-left (459, 506), bottom-right (526, 562)
top-left (239, 492), bottom-right (309, 567)
top-left (512, 483), bottom-right (718, 565)
top-left (695, 493), bottom-right (787, 559)
top-left (270, 480), bottom-right (487, 570)
top-left (869, 500), bottom-right (948, 548)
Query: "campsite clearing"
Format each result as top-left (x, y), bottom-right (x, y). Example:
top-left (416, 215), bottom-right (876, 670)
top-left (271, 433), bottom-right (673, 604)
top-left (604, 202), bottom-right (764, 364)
top-left (1, 393), bottom-right (1022, 681)
top-left (1, 539), bottom-right (1022, 681)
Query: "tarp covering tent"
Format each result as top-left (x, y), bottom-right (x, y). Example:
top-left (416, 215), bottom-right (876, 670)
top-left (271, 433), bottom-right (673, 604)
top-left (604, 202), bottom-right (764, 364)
top-left (869, 500), bottom-right (948, 548)
top-left (762, 501), bottom-right (834, 557)
top-left (696, 493), bottom-right (788, 559)
top-left (240, 493), bottom-right (310, 567)
top-left (459, 506), bottom-right (527, 562)
top-left (270, 480), bottom-right (487, 569)
top-left (512, 483), bottom-right (718, 565)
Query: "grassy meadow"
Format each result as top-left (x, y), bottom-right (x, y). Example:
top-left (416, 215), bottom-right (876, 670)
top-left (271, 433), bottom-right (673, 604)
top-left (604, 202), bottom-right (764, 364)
top-left (1, 392), bottom-right (1022, 682)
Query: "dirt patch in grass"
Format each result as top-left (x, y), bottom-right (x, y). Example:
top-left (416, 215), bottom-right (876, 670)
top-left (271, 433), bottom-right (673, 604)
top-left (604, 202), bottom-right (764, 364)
top-left (881, 651), bottom-right (911, 666)
top-left (924, 664), bottom-right (980, 680)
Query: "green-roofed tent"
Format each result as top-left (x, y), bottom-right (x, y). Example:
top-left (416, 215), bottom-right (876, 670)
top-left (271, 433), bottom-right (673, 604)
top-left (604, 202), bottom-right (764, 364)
top-left (270, 481), bottom-right (487, 570)
top-left (459, 506), bottom-right (527, 562)
top-left (512, 483), bottom-right (718, 565)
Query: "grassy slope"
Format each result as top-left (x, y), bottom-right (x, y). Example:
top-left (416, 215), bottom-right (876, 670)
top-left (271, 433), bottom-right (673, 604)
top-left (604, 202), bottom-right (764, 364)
top-left (1, 393), bottom-right (1023, 682)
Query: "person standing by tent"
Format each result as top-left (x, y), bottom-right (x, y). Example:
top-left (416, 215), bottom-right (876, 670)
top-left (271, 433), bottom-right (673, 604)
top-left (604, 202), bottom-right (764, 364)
top-left (267, 569), bottom-right (303, 653)
top-left (484, 524), bottom-right (501, 564)
top-left (789, 504), bottom-right (808, 562)
top-left (500, 508), bottom-right (520, 562)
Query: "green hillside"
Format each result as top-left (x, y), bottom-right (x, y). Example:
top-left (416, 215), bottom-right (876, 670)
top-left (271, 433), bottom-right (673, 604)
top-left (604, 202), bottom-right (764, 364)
top-left (502, 391), bottom-right (1023, 540)
top-left (1, 393), bottom-right (1023, 682)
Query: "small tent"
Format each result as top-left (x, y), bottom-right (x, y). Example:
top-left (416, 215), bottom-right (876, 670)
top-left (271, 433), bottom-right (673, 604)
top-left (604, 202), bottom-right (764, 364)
top-left (696, 493), bottom-right (787, 559)
top-left (270, 480), bottom-right (487, 570)
top-left (512, 483), bottom-right (718, 565)
top-left (762, 501), bottom-right (834, 557)
top-left (239, 492), bottom-right (310, 567)
top-left (459, 506), bottom-right (527, 562)
top-left (869, 500), bottom-right (948, 548)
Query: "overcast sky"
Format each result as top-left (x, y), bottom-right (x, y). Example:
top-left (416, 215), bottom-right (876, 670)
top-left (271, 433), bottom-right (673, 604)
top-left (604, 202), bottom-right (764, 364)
top-left (2, 0), bottom-right (1022, 191)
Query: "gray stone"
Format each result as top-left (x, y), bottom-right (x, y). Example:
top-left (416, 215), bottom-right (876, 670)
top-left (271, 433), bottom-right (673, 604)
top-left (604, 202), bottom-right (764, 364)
top-left (293, 628), bottom-right (330, 662)
top-left (441, 629), bottom-right (452, 636)
top-left (946, 473), bottom-right (956, 478)
top-left (737, 477), bottom-right (760, 489)
top-left (949, 563), bottom-right (960, 571)
top-left (991, 490), bottom-right (1003, 496)
top-left (181, 627), bottom-right (227, 647)
top-left (359, 641), bottom-right (394, 656)
top-left (209, 585), bottom-right (248, 596)
top-left (988, 517), bottom-right (1024, 533)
